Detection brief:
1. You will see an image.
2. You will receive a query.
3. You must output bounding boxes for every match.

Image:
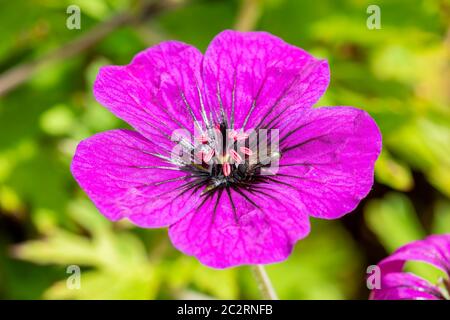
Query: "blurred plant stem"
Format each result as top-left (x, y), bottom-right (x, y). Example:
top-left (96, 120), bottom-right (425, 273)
top-left (234, 0), bottom-right (262, 32)
top-left (251, 265), bottom-right (278, 300)
top-left (0, 0), bottom-right (184, 97)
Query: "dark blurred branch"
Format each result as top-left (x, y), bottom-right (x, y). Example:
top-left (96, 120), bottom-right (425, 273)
top-left (0, 0), bottom-right (183, 97)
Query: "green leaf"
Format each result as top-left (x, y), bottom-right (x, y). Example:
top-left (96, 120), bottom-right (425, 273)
top-left (375, 149), bottom-right (414, 191)
top-left (13, 198), bottom-right (160, 299)
top-left (165, 257), bottom-right (239, 299)
top-left (43, 266), bottom-right (159, 300)
top-left (432, 201), bottom-right (450, 234)
top-left (241, 220), bottom-right (364, 299)
top-left (365, 192), bottom-right (425, 252)
top-left (39, 104), bottom-right (75, 136)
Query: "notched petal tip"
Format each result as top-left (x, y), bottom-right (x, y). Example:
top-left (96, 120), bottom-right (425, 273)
top-left (92, 40), bottom-right (206, 144)
top-left (203, 29), bottom-right (331, 130)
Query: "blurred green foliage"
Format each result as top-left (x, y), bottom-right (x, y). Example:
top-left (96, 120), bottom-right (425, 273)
top-left (0, 0), bottom-right (449, 299)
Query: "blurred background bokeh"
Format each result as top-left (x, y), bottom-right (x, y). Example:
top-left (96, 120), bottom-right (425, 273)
top-left (0, 0), bottom-right (449, 299)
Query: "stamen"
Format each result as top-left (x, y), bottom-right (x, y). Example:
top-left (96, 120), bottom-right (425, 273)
top-left (229, 130), bottom-right (249, 141)
top-left (203, 148), bottom-right (215, 162)
top-left (214, 124), bottom-right (222, 135)
top-left (240, 147), bottom-right (253, 156)
top-left (185, 122), bottom-right (279, 194)
top-left (223, 162), bottom-right (231, 176)
top-left (235, 132), bottom-right (249, 141)
top-left (195, 151), bottom-right (204, 161)
top-left (228, 130), bottom-right (238, 140)
top-left (228, 149), bottom-right (242, 163)
top-left (196, 135), bottom-right (208, 144)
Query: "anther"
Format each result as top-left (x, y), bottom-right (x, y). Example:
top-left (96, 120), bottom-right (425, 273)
top-left (228, 149), bottom-right (242, 163)
top-left (240, 147), bottom-right (253, 156)
top-left (235, 132), bottom-right (249, 141)
top-left (228, 130), bottom-right (238, 140)
top-left (229, 130), bottom-right (249, 141)
top-left (203, 148), bottom-right (215, 162)
top-left (222, 162), bottom-right (231, 177)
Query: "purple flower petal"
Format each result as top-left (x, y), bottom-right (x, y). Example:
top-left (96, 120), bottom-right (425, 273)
top-left (371, 234), bottom-right (450, 300)
top-left (168, 185), bottom-right (310, 268)
top-left (71, 129), bottom-right (199, 226)
top-left (93, 41), bottom-right (206, 148)
top-left (202, 30), bottom-right (330, 130)
top-left (275, 106), bottom-right (382, 219)
top-left (72, 31), bottom-right (384, 268)
top-left (378, 234), bottom-right (450, 274)
top-left (371, 272), bottom-right (443, 300)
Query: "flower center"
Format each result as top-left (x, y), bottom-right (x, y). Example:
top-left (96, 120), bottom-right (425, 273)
top-left (196, 128), bottom-right (252, 177)
top-left (177, 121), bottom-right (281, 197)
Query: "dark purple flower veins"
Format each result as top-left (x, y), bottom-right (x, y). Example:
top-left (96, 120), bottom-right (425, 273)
top-left (379, 270), bottom-right (450, 300)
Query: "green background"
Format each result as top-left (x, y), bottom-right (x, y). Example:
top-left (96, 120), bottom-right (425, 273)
top-left (0, 0), bottom-right (449, 299)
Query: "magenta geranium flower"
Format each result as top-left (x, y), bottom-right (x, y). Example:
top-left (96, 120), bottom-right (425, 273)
top-left (371, 234), bottom-right (450, 300)
top-left (71, 30), bottom-right (381, 268)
